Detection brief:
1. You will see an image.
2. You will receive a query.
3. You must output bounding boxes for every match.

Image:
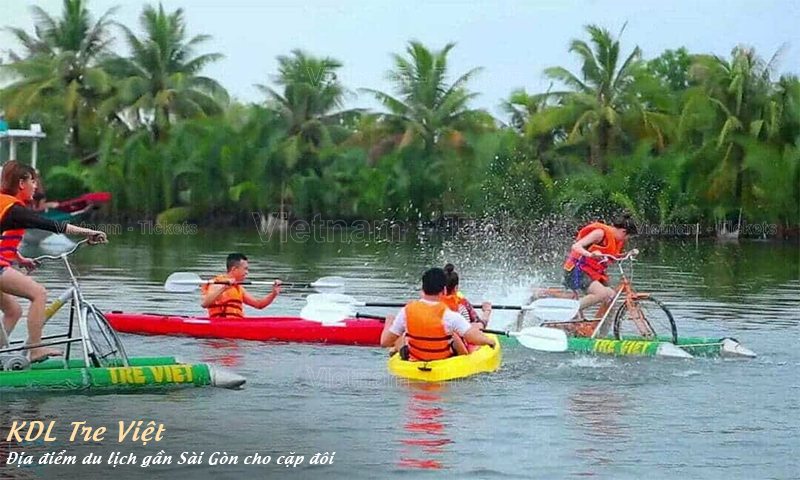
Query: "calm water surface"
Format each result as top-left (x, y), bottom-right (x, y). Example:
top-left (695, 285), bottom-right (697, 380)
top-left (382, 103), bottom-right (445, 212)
top-left (2, 231), bottom-right (798, 479)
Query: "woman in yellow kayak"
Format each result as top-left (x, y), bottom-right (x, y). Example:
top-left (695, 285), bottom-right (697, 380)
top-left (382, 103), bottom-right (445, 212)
top-left (0, 161), bottom-right (107, 362)
top-left (441, 263), bottom-right (491, 328)
top-left (200, 253), bottom-right (282, 318)
top-left (380, 267), bottom-right (496, 361)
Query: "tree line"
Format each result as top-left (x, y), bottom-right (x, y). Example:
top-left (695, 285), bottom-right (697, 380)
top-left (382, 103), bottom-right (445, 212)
top-left (1, 1), bottom-right (798, 237)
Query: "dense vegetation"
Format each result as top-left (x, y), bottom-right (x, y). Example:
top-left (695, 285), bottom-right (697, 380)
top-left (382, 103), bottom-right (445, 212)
top-left (2, 1), bottom-right (798, 236)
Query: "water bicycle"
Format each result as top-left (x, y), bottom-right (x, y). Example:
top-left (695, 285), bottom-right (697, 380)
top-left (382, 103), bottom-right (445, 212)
top-left (0, 240), bottom-right (245, 391)
top-left (498, 251), bottom-right (756, 359)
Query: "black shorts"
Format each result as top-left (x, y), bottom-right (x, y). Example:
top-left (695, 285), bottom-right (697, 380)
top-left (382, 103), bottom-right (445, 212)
top-left (563, 268), bottom-right (603, 293)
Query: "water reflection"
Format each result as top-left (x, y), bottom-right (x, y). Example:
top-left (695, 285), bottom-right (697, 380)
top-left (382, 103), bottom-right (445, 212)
top-left (397, 383), bottom-right (453, 470)
top-left (197, 339), bottom-right (244, 368)
top-left (568, 389), bottom-right (632, 473)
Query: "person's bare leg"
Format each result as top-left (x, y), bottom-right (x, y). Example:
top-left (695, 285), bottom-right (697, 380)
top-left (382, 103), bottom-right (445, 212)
top-left (1, 293), bottom-right (22, 340)
top-left (0, 269), bottom-right (58, 360)
top-left (583, 282), bottom-right (615, 336)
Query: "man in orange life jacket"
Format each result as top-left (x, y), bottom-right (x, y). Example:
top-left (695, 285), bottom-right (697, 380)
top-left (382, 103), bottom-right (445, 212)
top-left (380, 267), bottom-right (496, 360)
top-left (563, 213), bottom-right (638, 314)
top-left (200, 253), bottom-right (281, 318)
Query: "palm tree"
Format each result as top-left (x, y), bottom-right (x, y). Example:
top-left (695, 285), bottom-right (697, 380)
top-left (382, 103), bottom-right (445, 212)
top-left (363, 41), bottom-right (491, 154)
top-left (1, 0), bottom-right (116, 157)
top-left (683, 46), bottom-right (780, 211)
top-left (106, 4), bottom-right (228, 141)
top-left (256, 50), bottom-right (356, 160)
top-left (532, 24), bottom-right (670, 171)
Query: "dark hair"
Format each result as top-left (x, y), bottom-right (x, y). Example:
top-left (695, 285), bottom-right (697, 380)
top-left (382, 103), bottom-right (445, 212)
top-left (612, 213), bottom-right (638, 236)
top-left (443, 263), bottom-right (459, 294)
top-left (421, 267), bottom-right (447, 295)
top-left (226, 253), bottom-right (248, 271)
top-left (1, 161), bottom-right (37, 195)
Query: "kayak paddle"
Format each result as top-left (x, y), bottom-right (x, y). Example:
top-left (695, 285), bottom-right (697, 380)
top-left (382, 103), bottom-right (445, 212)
top-left (164, 272), bottom-right (345, 293)
top-left (299, 299), bottom-right (572, 351)
top-left (483, 327), bottom-right (569, 352)
top-left (304, 293), bottom-right (580, 323)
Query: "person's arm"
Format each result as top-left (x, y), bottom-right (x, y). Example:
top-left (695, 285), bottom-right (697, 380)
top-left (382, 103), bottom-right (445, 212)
top-left (571, 229), bottom-right (605, 258)
top-left (448, 311), bottom-right (496, 347)
top-left (1, 205), bottom-right (107, 242)
top-left (2, 205), bottom-right (66, 232)
top-left (200, 283), bottom-right (231, 308)
top-left (242, 281), bottom-right (282, 309)
top-left (380, 308), bottom-right (406, 347)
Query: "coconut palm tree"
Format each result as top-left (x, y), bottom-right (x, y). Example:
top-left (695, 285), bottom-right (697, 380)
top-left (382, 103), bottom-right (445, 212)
top-left (363, 41), bottom-right (492, 155)
top-left (683, 46), bottom-right (781, 211)
top-left (255, 49), bottom-right (359, 175)
top-left (531, 24), bottom-right (671, 171)
top-left (1, 0), bottom-right (116, 157)
top-left (105, 4), bottom-right (229, 141)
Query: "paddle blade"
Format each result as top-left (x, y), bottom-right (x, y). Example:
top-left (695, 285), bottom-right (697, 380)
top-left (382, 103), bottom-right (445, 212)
top-left (309, 276), bottom-right (346, 293)
top-left (164, 272), bottom-right (204, 292)
top-left (300, 303), bottom-right (352, 325)
top-left (524, 298), bottom-right (580, 323)
top-left (306, 293), bottom-right (361, 307)
top-left (512, 326), bottom-right (569, 352)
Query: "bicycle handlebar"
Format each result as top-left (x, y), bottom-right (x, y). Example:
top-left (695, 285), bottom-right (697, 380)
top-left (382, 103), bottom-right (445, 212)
top-left (596, 250), bottom-right (639, 262)
top-left (33, 238), bottom-right (90, 262)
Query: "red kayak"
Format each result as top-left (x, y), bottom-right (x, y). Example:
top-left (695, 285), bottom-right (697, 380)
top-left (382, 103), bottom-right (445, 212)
top-left (104, 312), bottom-right (383, 346)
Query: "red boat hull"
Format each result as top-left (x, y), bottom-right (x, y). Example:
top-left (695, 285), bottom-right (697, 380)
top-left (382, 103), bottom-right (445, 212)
top-left (105, 312), bottom-right (383, 346)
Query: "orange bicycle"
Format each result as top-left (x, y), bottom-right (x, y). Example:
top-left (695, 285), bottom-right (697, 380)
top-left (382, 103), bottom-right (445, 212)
top-left (537, 251), bottom-right (678, 343)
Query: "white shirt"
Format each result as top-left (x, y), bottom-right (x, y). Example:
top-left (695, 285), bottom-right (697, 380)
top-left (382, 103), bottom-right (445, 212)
top-left (388, 299), bottom-right (472, 337)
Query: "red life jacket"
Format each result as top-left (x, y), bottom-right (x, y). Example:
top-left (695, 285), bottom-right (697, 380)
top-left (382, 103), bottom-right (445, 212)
top-left (405, 301), bottom-right (453, 361)
top-left (201, 274), bottom-right (245, 318)
top-left (0, 194), bottom-right (24, 268)
top-left (563, 222), bottom-right (624, 283)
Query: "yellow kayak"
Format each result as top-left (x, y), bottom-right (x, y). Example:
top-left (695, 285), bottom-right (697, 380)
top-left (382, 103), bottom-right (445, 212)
top-left (387, 334), bottom-right (501, 382)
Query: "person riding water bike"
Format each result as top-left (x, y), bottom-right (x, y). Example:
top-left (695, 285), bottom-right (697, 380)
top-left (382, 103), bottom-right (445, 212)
top-left (381, 267), bottom-right (496, 361)
top-left (562, 213), bottom-right (639, 321)
top-left (0, 161), bottom-right (107, 362)
top-left (441, 263), bottom-right (492, 328)
top-left (200, 253), bottom-right (282, 318)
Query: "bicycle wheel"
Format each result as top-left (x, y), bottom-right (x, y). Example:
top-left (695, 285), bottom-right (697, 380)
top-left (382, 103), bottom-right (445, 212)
top-left (612, 296), bottom-right (678, 344)
top-left (84, 304), bottom-right (129, 367)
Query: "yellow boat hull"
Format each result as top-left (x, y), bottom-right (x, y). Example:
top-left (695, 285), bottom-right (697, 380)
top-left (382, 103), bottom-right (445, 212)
top-left (387, 334), bottom-right (501, 382)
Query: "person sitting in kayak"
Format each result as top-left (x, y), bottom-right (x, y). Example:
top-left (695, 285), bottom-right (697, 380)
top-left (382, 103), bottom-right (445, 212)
top-left (562, 213), bottom-right (638, 318)
top-left (380, 267), bottom-right (496, 361)
top-left (441, 263), bottom-right (492, 328)
top-left (200, 253), bottom-right (282, 318)
top-left (0, 161), bottom-right (107, 362)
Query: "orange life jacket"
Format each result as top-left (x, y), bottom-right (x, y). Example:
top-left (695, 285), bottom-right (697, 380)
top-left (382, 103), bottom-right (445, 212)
top-left (201, 274), bottom-right (244, 318)
top-left (0, 194), bottom-right (24, 268)
top-left (441, 291), bottom-right (479, 323)
top-left (405, 300), bottom-right (453, 361)
top-left (563, 222), bottom-right (624, 283)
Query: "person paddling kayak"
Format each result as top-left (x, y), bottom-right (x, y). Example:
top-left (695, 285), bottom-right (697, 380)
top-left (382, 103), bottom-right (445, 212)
top-left (0, 161), bottom-right (107, 362)
top-left (441, 263), bottom-right (491, 328)
top-left (562, 213), bottom-right (638, 316)
top-left (200, 253), bottom-right (282, 318)
top-left (380, 267), bottom-right (496, 360)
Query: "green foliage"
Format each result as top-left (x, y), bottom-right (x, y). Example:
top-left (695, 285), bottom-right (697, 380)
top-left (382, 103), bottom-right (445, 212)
top-left (1, 8), bottom-right (797, 234)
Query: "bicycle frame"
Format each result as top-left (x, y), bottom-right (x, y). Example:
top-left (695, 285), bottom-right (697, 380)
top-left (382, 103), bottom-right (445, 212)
top-left (589, 253), bottom-right (654, 338)
top-left (0, 240), bottom-right (118, 368)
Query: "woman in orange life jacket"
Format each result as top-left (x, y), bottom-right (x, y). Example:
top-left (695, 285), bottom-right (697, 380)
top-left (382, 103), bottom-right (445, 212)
top-left (441, 263), bottom-right (492, 328)
top-left (200, 253), bottom-right (282, 318)
top-left (562, 213), bottom-right (639, 320)
top-left (380, 267), bottom-right (496, 361)
top-left (0, 161), bottom-right (107, 362)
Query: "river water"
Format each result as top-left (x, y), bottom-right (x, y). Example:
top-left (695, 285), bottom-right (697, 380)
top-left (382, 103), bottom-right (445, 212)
top-left (1, 230), bottom-right (798, 479)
